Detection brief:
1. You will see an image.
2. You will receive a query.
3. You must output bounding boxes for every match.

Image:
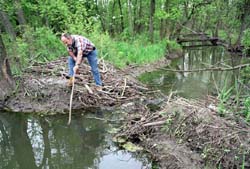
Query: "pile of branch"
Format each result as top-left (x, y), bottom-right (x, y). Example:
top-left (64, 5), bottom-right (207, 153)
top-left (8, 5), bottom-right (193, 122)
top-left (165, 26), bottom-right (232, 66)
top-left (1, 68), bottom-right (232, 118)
top-left (117, 96), bottom-right (250, 168)
top-left (24, 57), bottom-right (148, 107)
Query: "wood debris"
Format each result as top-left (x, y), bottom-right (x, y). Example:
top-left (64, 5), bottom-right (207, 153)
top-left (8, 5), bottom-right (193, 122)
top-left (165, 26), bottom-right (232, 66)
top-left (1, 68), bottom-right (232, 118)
top-left (25, 57), bottom-right (148, 108)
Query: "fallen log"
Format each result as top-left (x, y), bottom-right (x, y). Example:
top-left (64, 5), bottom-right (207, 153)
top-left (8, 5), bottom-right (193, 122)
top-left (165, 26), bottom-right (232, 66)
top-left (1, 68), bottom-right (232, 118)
top-left (177, 33), bottom-right (245, 54)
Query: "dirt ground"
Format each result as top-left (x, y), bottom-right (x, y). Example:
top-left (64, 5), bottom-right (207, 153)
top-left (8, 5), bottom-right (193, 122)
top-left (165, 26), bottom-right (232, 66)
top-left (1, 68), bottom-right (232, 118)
top-left (3, 56), bottom-right (250, 168)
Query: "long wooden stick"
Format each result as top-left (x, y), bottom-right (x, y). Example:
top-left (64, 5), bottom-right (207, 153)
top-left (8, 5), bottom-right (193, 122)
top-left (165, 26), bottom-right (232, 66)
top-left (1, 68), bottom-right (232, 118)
top-left (68, 76), bottom-right (75, 125)
top-left (121, 78), bottom-right (127, 97)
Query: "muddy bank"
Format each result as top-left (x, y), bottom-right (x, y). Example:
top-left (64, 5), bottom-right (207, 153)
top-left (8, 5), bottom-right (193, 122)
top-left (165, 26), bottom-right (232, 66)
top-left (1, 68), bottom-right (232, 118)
top-left (117, 96), bottom-right (250, 168)
top-left (3, 57), bottom-right (151, 114)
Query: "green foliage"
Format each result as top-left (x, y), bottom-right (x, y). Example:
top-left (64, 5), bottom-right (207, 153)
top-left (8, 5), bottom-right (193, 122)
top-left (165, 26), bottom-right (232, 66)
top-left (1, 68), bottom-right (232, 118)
top-left (91, 32), bottom-right (166, 68)
top-left (18, 0), bottom-right (96, 34)
top-left (20, 26), bottom-right (65, 61)
top-left (3, 26), bottom-right (65, 74)
top-left (65, 1), bottom-right (95, 33)
top-left (166, 39), bottom-right (181, 50)
top-left (241, 153), bottom-right (246, 169)
top-left (37, 0), bottom-right (69, 32)
top-left (242, 28), bottom-right (250, 51)
top-left (165, 39), bottom-right (182, 57)
top-left (240, 65), bottom-right (250, 84)
top-left (218, 85), bottom-right (233, 116)
top-left (243, 97), bottom-right (250, 122)
top-left (122, 142), bottom-right (143, 152)
top-left (155, 6), bottom-right (182, 21)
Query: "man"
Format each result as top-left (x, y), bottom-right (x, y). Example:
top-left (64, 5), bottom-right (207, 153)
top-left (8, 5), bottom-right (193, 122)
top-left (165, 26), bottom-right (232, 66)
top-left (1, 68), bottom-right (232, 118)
top-left (61, 33), bottom-right (102, 90)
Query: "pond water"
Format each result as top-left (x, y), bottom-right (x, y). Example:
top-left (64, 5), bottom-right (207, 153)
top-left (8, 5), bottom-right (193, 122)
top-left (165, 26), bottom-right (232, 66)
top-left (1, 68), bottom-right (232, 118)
top-left (139, 46), bottom-right (243, 99)
top-left (0, 111), bottom-right (151, 169)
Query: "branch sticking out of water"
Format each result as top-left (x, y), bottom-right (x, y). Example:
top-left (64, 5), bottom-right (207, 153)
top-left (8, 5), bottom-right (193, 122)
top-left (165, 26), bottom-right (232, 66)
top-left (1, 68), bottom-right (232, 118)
top-left (159, 63), bottom-right (250, 73)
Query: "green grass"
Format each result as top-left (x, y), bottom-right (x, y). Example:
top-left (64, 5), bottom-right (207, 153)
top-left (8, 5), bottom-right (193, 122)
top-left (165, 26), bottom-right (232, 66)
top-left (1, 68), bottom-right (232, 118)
top-left (91, 32), bottom-right (167, 68)
top-left (243, 97), bottom-right (250, 122)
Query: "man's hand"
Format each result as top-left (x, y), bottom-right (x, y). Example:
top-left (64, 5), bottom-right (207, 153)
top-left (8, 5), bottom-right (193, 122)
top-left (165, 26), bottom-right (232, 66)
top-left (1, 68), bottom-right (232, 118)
top-left (73, 65), bottom-right (79, 75)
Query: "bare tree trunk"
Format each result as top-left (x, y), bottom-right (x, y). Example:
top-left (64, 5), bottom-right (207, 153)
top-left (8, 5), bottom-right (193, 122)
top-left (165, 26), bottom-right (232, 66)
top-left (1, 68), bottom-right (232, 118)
top-left (0, 31), bottom-right (14, 106)
top-left (235, 0), bottom-right (250, 46)
top-left (127, 0), bottom-right (133, 36)
top-left (15, 0), bottom-right (26, 25)
top-left (118, 0), bottom-right (124, 33)
top-left (160, 0), bottom-right (169, 39)
top-left (213, 20), bottom-right (221, 37)
top-left (0, 10), bottom-right (16, 40)
top-left (134, 0), bottom-right (143, 33)
top-left (160, 18), bottom-right (165, 39)
top-left (149, 0), bottom-right (155, 43)
top-left (109, 0), bottom-right (116, 36)
top-left (133, 0), bottom-right (138, 33)
top-left (94, 0), bottom-right (106, 32)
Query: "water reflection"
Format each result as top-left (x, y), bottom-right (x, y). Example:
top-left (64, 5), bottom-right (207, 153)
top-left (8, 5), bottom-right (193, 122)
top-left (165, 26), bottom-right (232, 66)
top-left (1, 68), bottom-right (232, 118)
top-left (0, 112), bottom-right (150, 169)
top-left (139, 47), bottom-right (242, 99)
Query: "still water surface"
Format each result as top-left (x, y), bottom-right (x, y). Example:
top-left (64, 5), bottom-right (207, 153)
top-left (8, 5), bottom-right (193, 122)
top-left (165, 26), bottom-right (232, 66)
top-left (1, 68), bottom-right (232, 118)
top-left (0, 111), bottom-right (150, 169)
top-left (139, 47), bottom-right (243, 99)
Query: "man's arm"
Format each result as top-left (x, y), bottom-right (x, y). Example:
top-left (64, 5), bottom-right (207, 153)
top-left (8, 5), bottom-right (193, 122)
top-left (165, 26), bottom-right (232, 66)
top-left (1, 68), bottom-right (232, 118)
top-left (73, 50), bottom-right (83, 74)
top-left (75, 50), bottom-right (83, 65)
top-left (69, 51), bottom-right (77, 61)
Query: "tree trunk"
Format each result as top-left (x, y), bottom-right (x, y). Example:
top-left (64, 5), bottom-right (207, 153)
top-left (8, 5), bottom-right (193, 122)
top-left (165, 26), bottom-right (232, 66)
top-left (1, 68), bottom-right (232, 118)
top-left (235, 0), bottom-right (250, 46)
top-left (160, 0), bottom-right (170, 39)
top-left (94, 0), bottom-right (106, 32)
top-left (109, 0), bottom-right (116, 36)
top-left (0, 10), bottom-right (16, 40)
top-left (15, 0), bottom-right (26, 25)
top-left (127, 0), bottom-right (133, 36)
top-left (160, 18), bottom-right (165, 39)
top-left (15, 0), bottom-right (27, 32)
top-left (118, 0), bottom-right (124, 33)
top-left (149, 0), bottom-right (155, 43)
top-left (0, 32), bottom-right (14, 107)
top-left (134, 0), bottom-right (144, 33)
top-left (133, 0), bottom-right (138, 33)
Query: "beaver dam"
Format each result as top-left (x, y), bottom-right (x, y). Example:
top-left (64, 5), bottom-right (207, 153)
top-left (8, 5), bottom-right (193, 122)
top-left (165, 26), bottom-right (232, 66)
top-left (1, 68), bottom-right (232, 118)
top-left (116, 96), bottom-right (250, 168)
top-left (2, 55), bottom-right (250, 169)
top-left (4, 57), bottom-right (152, 113)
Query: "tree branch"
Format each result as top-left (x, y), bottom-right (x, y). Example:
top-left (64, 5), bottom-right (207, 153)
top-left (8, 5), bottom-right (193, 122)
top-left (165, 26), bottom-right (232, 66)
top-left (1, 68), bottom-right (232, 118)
top-left (160, 63), bottom-right (250, 73)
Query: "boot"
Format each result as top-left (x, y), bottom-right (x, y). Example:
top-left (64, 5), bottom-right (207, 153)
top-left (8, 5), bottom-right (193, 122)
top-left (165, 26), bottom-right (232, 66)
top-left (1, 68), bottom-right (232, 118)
top-left (95, 85), bottom-right (102, 91)
top-left (67, 77), bottom-right (74, 87)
